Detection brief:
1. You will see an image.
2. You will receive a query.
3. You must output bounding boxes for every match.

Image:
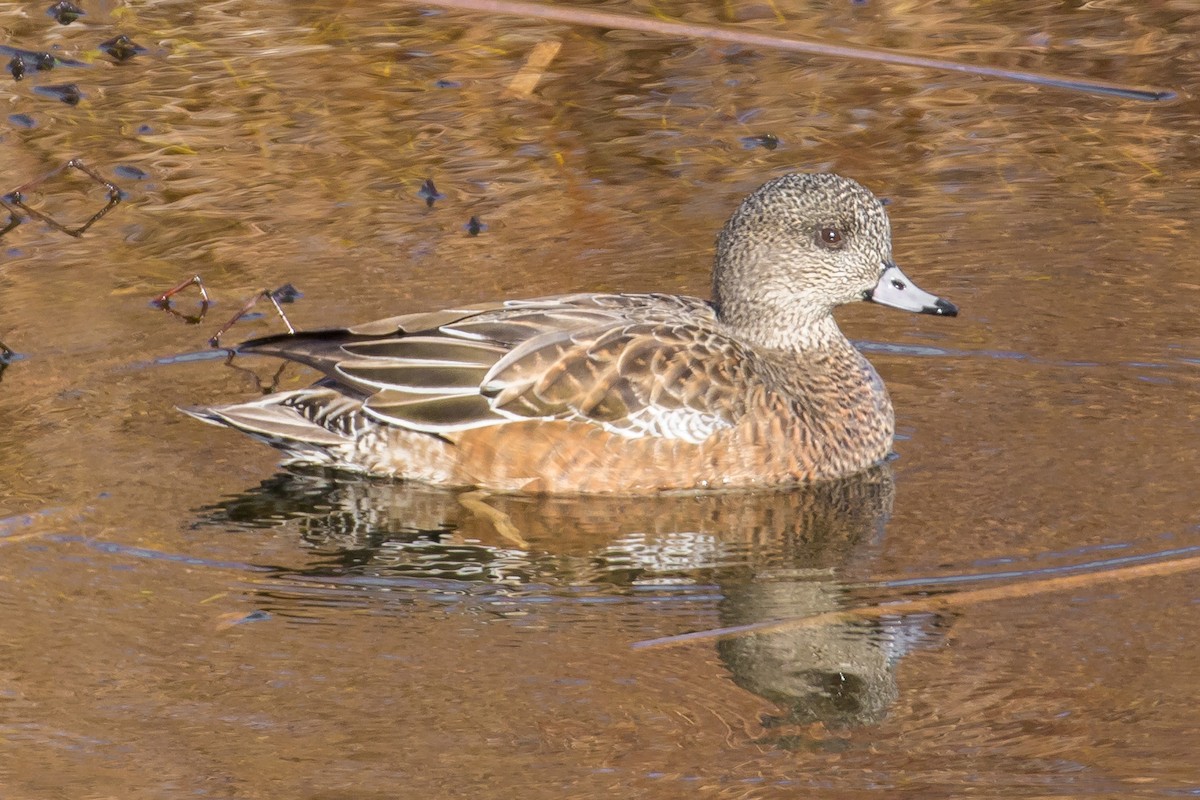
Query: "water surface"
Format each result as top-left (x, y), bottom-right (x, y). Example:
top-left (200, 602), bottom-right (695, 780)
top-left (1, 1), bottom-right (1198, 797)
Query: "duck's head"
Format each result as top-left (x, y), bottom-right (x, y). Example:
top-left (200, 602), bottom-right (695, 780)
top-left (713, 173), bottom-right (956, 350)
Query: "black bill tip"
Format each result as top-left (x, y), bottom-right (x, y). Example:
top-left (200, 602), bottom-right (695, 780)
top-left (926, 298), bottom-right (958, 317)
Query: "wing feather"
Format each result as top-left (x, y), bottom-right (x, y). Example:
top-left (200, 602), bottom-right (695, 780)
top-left (364, 390), bottom-right (503, 431)
top-left (235, 293), bottom-right (753, 442)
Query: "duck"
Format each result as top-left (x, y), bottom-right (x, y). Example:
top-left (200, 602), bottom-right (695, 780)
top-left (185, 173), bottom-right (957, 494)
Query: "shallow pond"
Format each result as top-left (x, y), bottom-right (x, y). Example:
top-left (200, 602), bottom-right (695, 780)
top-left (1, 1), bottom-right (1198, 797)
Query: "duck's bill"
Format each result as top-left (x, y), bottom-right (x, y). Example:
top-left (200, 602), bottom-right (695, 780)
top-left (866, 263), bottom-right (958, 317)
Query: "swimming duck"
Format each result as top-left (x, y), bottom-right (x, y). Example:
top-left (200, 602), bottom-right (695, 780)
top-left (186, 173), bottom-right (956, 493)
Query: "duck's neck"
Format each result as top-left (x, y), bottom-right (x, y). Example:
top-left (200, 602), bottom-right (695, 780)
top-left (722, 306), bottom-right (852, 355)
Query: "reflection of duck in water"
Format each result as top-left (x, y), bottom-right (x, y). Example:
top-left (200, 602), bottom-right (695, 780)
top-left (203, 465), bottom-right (937, 729)
top-left (186, 173), bottom-right (954, 492)
top-left (719, 575), bottom-right (907, 730)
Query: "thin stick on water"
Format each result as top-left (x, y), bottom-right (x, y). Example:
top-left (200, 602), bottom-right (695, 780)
top-left (207, 289), bottom-right (297, 348)
top-left (403, 0), bottom-right (1175, 102)
top-left (2, 158), bottom-right (123, 238)
top-left (153, 275), bottom-right (212, 326)
top-left (0, 208), bottom-right (19, 238)
top-left (632, 548), bottom-right (1200, 650)
top-left (153, 277), bottom-right (301, 345)
top-left (154, 274), bottom-right (211, 306)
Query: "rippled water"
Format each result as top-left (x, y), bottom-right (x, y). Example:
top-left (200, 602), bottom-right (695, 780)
top-left (2, 1), bottom-right (1198, 797)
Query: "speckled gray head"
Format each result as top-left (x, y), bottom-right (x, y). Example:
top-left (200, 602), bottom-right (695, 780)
top-left (713, 173), bottom-right (957, 349)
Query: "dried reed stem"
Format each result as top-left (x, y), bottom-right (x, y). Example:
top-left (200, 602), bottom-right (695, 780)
top-left (406, 0), bottom-right (1175, 102)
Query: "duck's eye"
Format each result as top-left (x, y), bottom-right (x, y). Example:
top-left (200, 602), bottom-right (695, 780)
top-left (817, 226), bottom-right (845, 250)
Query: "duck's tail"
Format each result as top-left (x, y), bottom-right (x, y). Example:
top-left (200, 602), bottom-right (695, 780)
top-left (181, 388), bottom-right (365, 467)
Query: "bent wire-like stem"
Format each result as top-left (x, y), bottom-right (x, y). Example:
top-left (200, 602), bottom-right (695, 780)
top-left (1, 158), bottom-right (123, 238)
top-left (154, 275), bottom-right (291, 392)
top-left (154, 274), bottom-right (212, 325)
top-left (152, 277), bottom-right (298, 346)
top-left (206, 289), bottom-right (297, 348)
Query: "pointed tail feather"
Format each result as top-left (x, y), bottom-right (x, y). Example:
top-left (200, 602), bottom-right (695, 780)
top-left (180, 390), bottom-right (358, 466)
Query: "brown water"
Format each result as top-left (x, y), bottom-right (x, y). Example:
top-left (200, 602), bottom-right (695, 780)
top-left (2, 0), bottom-right (1198, 797)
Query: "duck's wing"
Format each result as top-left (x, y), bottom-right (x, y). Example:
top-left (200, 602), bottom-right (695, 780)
top-left (237, 293), bottom-right (755, 442)
top-left (475, 297), bottom-right (757, 443)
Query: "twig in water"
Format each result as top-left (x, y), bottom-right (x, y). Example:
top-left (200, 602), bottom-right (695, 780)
top-left (207, 288), bottom-right (297, 348)
top-left (633, 547), bottom-right (1200, 650)
top-left (0, 208), bottom-right (19, 238)
top-left (401, 0), bottom-right (1175, 102)
top-left (152, 277), bottom-right (300, 346)
top-left (1, 158), bottom-right (123, 238)
top-left (153, 274), bottom-right (211, 325)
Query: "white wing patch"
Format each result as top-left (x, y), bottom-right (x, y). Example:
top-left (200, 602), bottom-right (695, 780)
top-left (599, 405), bottom-right (731, 444)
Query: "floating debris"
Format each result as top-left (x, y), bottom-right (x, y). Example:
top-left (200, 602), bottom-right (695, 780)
top-left (113, 165), bottom-right (148, 180)
top-left (505, 40), bottom-right (562, 98)
top-left (465, 215), bottom-right (486, 236)
top-left (153, 276), bottom-right (302, 347)
top-left (0, 342), bottom-right (15, 383)
top-left (740, 133), bottom-right (780, 150)
top-left (270, 283), bottom-right (302, 304)
top-left (215, 609), bottom-right (271, 630)
top-left (207, 286), bottom-right (300, 347)
top-left (100, 35), bottom-right (147, 63)
top-left (8, 114), bottom-right (37, 129)
top-left (0, 158), bottom-right (122, 239)
top-left (434, 78), bottom-right (461, 89)
top-left (152, 275), bottom-right (211, 326)
top-left (7, 50), bottom-right (58, 80)
top-left (33, 83), bottom-right (82, 105)
top-left (0, 46), bottom-right (83, 70)
top-left (417, 178), bottom-right (444, 208)
top-left (47, 0), bottom-right (85, 25)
